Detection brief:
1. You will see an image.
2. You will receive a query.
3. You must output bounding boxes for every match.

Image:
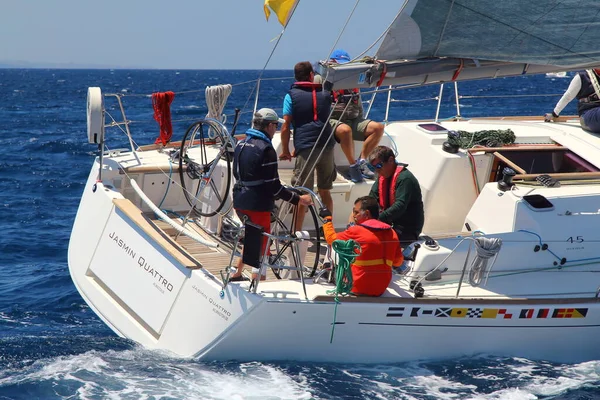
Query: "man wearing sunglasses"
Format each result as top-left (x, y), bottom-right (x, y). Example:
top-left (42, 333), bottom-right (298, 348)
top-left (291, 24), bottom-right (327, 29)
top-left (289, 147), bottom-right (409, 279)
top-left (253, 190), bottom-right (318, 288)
top-left (231, 108), bottom-right (313, 281)
top-left (320, 196), bottom-right (403, 296)
top-left (367, 146), bottom-right (424, 246)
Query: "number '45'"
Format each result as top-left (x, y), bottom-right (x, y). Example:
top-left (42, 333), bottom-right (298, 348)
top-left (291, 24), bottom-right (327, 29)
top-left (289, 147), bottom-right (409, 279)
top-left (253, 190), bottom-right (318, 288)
top-left (567, 236), bottom-right (584, 243)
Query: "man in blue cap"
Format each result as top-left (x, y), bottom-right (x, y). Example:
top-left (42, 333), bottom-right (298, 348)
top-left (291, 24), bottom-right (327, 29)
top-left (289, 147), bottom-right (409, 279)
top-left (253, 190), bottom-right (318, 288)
top-left (329, 49), bottom-right (384, 183)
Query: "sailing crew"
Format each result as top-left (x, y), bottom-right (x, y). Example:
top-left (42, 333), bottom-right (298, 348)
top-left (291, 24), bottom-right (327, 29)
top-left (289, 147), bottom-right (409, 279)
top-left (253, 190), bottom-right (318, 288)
top-left (545, 69), bottom-right (600, 133)
top-left (231, 108), bottom-right (312, 281)
top-left (327, 49), bottom-right (385, 183)
top-left (319, 196), bottom-right (403, 296)
top-left (279, 61), bottom-right (336, 230)
top-left (367, 146), bottom-right (424, 246)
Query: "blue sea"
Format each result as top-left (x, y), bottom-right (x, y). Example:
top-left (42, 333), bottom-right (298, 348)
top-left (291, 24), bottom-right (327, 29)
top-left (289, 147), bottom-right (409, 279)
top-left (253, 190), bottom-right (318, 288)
top-left (0, 68), bottom-right (596, 399)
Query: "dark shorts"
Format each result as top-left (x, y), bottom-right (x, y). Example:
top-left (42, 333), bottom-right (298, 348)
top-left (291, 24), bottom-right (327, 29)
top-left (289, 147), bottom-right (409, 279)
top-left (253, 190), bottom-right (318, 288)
top-left (235, 209), bottom-right (271, 255)
top-left (582, 108), bottom-right (600, 133)
top-left (292, 147), bottom-right (337, 190)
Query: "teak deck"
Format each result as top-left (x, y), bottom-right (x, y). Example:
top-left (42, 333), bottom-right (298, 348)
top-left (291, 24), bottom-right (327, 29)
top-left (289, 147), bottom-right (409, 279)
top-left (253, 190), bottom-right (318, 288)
top-left (150, 217), bottom-right (321, 282)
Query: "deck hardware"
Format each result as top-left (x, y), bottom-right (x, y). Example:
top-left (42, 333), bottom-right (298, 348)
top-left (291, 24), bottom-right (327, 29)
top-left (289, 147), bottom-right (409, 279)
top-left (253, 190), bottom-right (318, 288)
top-left (498, 167), bottom-right (516, 191)
top-left (413, 284), bottom-right (425, 298)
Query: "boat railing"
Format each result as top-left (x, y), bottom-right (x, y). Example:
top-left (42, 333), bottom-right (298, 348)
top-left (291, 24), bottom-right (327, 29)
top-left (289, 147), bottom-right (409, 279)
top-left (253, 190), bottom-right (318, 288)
top-left (99, 75), bottom-right (294, 150)
top-left (360, 81), bottom-right (568, 125)
top-left (218, 185), bottom-right (326, 299)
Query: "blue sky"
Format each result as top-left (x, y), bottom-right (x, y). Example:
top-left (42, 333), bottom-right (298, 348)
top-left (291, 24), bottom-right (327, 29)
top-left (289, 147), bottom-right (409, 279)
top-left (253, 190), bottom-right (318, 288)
top-left (0, 0), bottom-right (399, 69)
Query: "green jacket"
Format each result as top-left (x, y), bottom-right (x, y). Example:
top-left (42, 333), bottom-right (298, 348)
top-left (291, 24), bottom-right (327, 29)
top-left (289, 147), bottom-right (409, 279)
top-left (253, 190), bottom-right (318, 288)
top-left (369, 166), bottom-right (424, 237)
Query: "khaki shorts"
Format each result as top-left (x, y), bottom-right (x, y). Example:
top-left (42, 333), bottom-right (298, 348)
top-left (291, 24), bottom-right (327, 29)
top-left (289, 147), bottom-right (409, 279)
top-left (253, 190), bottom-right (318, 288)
top-left (330, 117), bottom-right (372, 141)
top-left (292, 147), bottom-right (337, 190)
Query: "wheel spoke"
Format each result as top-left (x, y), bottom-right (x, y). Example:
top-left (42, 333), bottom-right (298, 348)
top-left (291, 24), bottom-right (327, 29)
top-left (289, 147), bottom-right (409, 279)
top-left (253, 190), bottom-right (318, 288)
top-left (179, 120), bottom-right (232, 217)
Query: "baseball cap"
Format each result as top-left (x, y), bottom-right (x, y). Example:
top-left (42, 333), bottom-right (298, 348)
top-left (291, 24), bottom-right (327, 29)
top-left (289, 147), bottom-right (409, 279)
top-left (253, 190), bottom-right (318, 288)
top-left (254, 108), bottom-right (285, 124)
top-left (330, 49), bottom-right (351, 64)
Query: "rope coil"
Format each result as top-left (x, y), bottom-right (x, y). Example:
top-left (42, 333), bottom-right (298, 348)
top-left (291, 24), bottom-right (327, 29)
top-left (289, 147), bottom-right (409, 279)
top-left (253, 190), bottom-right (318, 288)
top-left (152, 91), bottom-right (176, 145)
top-left (328, 239), bottom-right (361, 343)
top-left (468, 237), bottom-right (503, 286)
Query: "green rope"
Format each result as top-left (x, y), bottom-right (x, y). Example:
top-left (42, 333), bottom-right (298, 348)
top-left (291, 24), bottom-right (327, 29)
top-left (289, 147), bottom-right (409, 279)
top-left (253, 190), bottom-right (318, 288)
top-left (447, 129), bottom-right (516, 149)
top-left (327, 239), bottom-right (361, 343)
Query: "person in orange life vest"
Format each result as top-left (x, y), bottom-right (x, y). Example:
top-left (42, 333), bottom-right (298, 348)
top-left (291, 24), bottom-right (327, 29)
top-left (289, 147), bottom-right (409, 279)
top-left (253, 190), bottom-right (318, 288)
top-left (319, 196), bottom-right (403, 297)
top-left (328, 49), bottom-right (384, 183)
top-left (231, 108), bottom-right (313, 281)
top-left (367, 146), bottom-right (424, 246)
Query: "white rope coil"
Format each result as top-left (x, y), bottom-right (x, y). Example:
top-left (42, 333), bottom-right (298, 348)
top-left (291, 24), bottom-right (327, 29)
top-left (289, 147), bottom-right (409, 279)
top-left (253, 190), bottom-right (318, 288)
top-left (469, 237), bottom-right (502, 286)
top-left (206, 85), bottom-right (232, 125)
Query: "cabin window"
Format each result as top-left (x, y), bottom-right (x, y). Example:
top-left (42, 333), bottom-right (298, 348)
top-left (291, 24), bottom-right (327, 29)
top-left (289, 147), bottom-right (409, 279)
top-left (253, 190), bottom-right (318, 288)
top-left (490, 149), bottom-right (598, 182)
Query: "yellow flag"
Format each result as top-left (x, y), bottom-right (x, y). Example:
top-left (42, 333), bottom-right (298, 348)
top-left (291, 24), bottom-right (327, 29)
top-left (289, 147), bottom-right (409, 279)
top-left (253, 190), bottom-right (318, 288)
top-left (264, 0), bottom-right (299, 27)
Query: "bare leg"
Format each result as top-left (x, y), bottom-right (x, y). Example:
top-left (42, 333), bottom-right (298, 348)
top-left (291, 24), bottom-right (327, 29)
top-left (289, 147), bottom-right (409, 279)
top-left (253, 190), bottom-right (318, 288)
top-left (334, 123), bottom-right (356, 164)
top-left (294, 204), bottom-right (307, 232)
top-left (231, 258), bottom-right (244, 277)
top-left (296, 189), bottom-right (333, 230)
top-left (234, 253), bottom-right (266, 281)
top-left (360, 121), bottom-right (384, 160)
top-left (318, 189), bottom-right (334, 215)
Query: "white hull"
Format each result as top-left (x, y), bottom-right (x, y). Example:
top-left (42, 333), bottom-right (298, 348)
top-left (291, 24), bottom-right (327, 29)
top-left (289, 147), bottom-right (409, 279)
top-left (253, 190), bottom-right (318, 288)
top-left (69, 112), bottom-right (600, 363)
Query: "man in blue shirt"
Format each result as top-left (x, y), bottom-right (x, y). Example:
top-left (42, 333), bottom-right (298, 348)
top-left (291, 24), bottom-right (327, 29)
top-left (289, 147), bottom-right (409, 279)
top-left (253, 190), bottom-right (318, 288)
top-left (279, 61), bottom-right (336, 229)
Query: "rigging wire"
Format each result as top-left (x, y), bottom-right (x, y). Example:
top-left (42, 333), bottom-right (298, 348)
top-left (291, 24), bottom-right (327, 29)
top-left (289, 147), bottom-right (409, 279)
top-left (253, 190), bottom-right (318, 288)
top-left (238, 0), bottom-right (300, 116)
top-left (352, 0), bottom-right (410, 61)
top-left (325, 0), bottom-right (361, 62)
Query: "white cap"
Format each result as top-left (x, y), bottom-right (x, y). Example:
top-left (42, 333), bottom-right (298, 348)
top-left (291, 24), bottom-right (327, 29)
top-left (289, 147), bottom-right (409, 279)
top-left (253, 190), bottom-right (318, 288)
top-left (255, 108), bottom-right (279, 122)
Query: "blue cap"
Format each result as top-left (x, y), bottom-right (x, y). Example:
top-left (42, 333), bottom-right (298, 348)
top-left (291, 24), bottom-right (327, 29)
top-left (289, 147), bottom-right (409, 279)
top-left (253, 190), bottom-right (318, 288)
top-left (330, 49), bottom-right (351, 64)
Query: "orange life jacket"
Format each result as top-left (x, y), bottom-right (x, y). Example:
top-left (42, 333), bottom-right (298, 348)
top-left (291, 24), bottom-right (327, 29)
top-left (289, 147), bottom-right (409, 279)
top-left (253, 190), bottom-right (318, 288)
top-left (323, 218), bottom-right (403, 296)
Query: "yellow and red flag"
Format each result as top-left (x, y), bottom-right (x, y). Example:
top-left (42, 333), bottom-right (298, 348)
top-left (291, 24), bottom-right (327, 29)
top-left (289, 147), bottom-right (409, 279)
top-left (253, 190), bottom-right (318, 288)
top-left (264, 0), bottom-right (299, 27)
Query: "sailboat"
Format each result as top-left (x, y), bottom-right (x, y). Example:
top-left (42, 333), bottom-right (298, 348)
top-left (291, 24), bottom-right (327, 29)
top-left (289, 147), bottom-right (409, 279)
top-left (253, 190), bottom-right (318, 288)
top-left (546, 71), bottom-right (568, 78)
top-left (69, 0), bottom-right (600, 363)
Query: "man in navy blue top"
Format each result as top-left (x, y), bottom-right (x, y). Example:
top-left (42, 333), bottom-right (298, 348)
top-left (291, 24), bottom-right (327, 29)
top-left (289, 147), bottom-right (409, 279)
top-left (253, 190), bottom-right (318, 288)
top-left (279, 61), bottom-right (336, 230)
top-left (232, 108), bottom-right (312, 281)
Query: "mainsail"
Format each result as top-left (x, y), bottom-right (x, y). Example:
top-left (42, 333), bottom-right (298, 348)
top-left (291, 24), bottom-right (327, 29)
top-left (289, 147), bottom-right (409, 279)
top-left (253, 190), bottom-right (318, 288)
top-left (320, 0), bottom-right (600, 89)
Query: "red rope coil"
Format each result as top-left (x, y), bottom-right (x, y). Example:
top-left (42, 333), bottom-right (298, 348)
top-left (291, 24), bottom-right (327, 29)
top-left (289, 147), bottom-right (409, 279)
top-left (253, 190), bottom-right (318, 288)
top-left (152, 91), bottom-right (176, 145)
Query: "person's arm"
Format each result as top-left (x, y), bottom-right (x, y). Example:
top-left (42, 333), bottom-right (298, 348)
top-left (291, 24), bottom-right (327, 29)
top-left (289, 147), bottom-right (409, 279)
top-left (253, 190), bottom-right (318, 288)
top-left (279, 94), bottom-right (293, 160)
top-left (368, 181), bottom-right (379, 202)
top-left (392, 240), bottom-right (404, 267)
top-left (263, 146), bottom-right (300, 204)
top-left (323, 217), bottom-right (354, 246)
top-left (322, 217), bottom-right (338, 245)
top-left (379, 177), bottom-right (411, 225)
top-left (554, 74), bottom-right (581, 116)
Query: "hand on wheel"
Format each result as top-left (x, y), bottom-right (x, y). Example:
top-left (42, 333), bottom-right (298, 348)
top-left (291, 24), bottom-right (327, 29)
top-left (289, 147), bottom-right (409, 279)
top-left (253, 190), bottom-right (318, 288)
top-left (319, 207), bottom-right (332, 220)
top-left (299, 194), bottom-right (313, 206)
